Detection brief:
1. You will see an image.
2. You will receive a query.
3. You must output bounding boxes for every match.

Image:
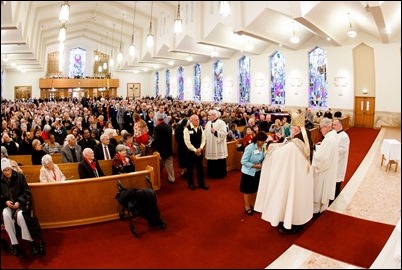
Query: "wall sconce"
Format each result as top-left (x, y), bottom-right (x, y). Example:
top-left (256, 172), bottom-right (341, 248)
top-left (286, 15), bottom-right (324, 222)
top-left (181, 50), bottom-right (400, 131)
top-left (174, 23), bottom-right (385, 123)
top-left (59, 1), bottom-right (70, 24)
top-left (254, 78), bottom-right (264, 87)
top-left (362, 89), bottom-right (368, 94)
top-left (174, 1), bottom-right (183, 34)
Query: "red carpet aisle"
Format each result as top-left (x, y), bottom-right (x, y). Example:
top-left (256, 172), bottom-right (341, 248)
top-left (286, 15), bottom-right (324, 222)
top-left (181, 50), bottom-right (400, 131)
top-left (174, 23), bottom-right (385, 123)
top-left (295, 211), bottom-right (395, 268)
top-left (342, 127), bottom-right (380, 187)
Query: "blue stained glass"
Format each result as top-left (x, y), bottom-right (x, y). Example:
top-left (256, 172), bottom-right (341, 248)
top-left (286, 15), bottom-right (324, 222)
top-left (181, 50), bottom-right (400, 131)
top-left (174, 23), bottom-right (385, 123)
top-left (177, 67), bottom-right (184, 101)
top-left (194, 64), bottom-right (201, 101)
top-left (154, 71), bottom-right (159, 96)
top-left (69, 47), bottom-right (86, 78)
top-left (308, 47), bottom-right (328, 108)
top-left (270, 51), bottom-right (285, 105)
top-left (238, 56), bottom-right (250, 104)
top-left (165, 69), bottom-right (170, 97)
top-left (213, 60), bottom-right (223, 102)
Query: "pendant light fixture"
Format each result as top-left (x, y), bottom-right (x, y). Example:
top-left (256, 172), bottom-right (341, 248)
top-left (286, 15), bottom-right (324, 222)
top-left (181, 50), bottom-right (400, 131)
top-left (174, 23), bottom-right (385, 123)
top-left (174, 1), bottom-right (183, 34)
top-left (129, 1), bottom-right (137, 57)
top-left (58, 24), bottom-right (67, 42)
top-left (290, 21), bottom-right (300, 44)
top-left (59, 1), bottom-right (70, 23)
top-left (219, 1), bottom-right (231, 17)
top-left (146, 1), bottom-right (154, 48)
top-left (109, 24), bottom-right (115, 68)
top-left (347, 12), bottom-right (357, 38)
top-left (117, 13), bottom-right (124, 63)
top-left (103, 32), bottom-right (108, 70)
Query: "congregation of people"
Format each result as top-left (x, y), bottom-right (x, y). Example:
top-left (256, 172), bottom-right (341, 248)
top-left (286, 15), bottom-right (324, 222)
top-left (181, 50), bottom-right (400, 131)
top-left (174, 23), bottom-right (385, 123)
top-left (1, 95), bottom-right (349, 256)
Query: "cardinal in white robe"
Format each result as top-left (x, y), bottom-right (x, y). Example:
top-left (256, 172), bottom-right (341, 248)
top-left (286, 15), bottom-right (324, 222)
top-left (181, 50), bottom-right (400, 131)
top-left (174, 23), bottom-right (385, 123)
top-left (255, 112), bottom-right (314, 233)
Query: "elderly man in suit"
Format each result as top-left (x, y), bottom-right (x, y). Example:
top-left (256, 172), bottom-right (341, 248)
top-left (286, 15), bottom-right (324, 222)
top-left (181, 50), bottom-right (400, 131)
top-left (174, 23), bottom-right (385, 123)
top-left (61, 134), bottom-right (83, 163)
top-left (94, 133), bottom-right (116, 161)
top-left (78, 148), bottom-right (105, 179)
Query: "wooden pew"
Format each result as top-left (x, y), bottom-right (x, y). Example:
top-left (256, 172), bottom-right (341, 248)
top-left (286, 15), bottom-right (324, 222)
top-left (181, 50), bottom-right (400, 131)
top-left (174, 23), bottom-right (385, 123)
top-left (309, 127), bottom-right (323, 145)
top-left (340, 116), bottom-right (350, 131)
top-left (9, 153), bottom-right (63, 166)
top-left (28, 166), bottom-right (155, 229)
top-left (20, 152), bottom-right (161, 190)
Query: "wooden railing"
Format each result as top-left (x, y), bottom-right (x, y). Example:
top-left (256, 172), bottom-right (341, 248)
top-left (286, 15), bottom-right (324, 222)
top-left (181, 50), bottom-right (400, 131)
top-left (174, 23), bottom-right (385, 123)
top-left (28, 166), bottom-right (154, 229)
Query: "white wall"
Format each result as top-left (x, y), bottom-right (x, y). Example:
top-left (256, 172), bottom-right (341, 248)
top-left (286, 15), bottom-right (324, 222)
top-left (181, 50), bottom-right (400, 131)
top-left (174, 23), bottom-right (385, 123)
top-left (2, 42), bottom-right (400, 115)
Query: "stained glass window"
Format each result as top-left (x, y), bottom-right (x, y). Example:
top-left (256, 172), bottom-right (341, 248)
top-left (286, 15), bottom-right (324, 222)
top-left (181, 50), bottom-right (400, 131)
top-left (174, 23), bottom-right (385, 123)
top-left (238, 56), bottom-right (250, 104)
top-left (177, 66), bottom-right (184, 101)
top-left (270, 51), bottom-right (285, 105)
top-left (194, 63), bottom-right (201, 102)
top-left (213, 60), bottom-right (223, 102)
top-left (154, 71), bottom-right (159, 97)
top-left (69, 47), bottom-right (86, 78)
top-left (308, 47), bottom-right (328, 108)
top-left (165, 69), bottom-right (171, 97)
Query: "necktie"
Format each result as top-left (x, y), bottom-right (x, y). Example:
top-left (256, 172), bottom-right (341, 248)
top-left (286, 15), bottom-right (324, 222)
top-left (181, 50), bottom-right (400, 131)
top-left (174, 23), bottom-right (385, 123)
top-left (104, 145), bottom-right (110, 160)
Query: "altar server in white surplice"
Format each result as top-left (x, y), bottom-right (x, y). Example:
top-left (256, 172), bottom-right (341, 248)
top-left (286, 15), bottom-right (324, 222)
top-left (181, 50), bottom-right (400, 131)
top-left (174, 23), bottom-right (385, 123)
top-left (204, 110), bottom-right (228, 179)
top-left (312, 117), bottom-right (339, 214)
top-left (254, 112), bottom-right (314, 234)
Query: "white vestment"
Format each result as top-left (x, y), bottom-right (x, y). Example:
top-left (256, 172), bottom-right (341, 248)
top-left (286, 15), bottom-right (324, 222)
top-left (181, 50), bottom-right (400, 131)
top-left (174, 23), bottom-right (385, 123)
top-left (254, 139), bottom-right (314, 229)
top-left (336, 130), bottom-right (350, 183)
top-left (312, 129), bottom-right (339, 213)
top-left (204, 119), bottom-right (228, 160)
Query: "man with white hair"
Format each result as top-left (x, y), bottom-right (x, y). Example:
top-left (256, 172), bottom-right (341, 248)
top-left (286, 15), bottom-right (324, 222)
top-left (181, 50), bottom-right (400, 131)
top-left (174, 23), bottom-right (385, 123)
top-left (61, 134), bottom-right (83, 163)
top-left (312, 117), bottom-right (339, 214)
top-left (204, 109), bottom-right (228, 179)
top-left (94, 133), bottom-right (116, 161)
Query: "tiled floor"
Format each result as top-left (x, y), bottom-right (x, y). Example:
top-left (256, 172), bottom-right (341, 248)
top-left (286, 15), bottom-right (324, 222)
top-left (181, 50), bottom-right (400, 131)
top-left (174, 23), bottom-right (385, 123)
top-left (266, 127), bottom-right (401, 269)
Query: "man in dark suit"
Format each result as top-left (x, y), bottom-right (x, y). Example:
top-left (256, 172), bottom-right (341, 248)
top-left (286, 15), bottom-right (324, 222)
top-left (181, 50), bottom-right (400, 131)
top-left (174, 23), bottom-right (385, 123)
top-left (93, 133), bottom-right (116, 161)
top-left (78, 148), bottom-right (105, 179)
top-left (139, 102), bottom-right (148, 121)
top-left (151, 112), bottom-right (175, 183)
top-left (123, 105), bottom-right (134, 135)
top-left (78, 128), bottom-right (97, 150)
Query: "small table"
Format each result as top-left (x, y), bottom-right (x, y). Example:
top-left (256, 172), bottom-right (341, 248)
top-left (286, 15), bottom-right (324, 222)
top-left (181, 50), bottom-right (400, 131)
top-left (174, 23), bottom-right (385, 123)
top-left (381, 139), bottom-right (401, 172)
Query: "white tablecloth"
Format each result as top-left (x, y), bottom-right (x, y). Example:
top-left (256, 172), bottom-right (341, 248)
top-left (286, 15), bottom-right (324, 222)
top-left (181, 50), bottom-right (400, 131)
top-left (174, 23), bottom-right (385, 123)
top-left (381, 139), bottom-right (401, 162)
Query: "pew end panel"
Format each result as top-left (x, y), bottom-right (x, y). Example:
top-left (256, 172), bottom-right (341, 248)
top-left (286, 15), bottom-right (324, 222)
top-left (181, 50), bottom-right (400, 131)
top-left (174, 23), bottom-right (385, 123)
top-left (28, 167), bottom-right (154, 229)
top-left (133, 152), bottom-right (161, 190)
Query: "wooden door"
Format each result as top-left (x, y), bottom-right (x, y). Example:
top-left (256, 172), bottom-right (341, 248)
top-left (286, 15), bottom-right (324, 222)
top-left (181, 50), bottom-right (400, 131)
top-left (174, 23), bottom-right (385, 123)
top-left (354, 97), bottom-right (375, 128)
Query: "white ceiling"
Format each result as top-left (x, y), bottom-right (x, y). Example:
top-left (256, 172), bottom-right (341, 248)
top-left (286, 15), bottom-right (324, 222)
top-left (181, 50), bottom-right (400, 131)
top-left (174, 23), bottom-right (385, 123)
top-left (1, 1), bottom-right (401, 73)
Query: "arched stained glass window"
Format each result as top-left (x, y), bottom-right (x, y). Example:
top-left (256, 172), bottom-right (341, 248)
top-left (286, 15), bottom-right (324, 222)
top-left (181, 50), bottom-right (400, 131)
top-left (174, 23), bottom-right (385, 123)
top-left (270, 51), bottom-right (285, 105)
top-left (177, 66), bottom-right (184, 101)
top-left (238, 55), bottom-right (250, 104)
top-left (308, 47), bottom-right (328, 108)
top-left (165, 69), bottom-right (171, 97)
top-left (69, 47), bottom-right (86, 78)
top-left (213, 60), bottom-right (223, 102)
top-left (194, 63), bottom-right (201, 102)
top-left (154, 71), bottom-right (159, 97)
